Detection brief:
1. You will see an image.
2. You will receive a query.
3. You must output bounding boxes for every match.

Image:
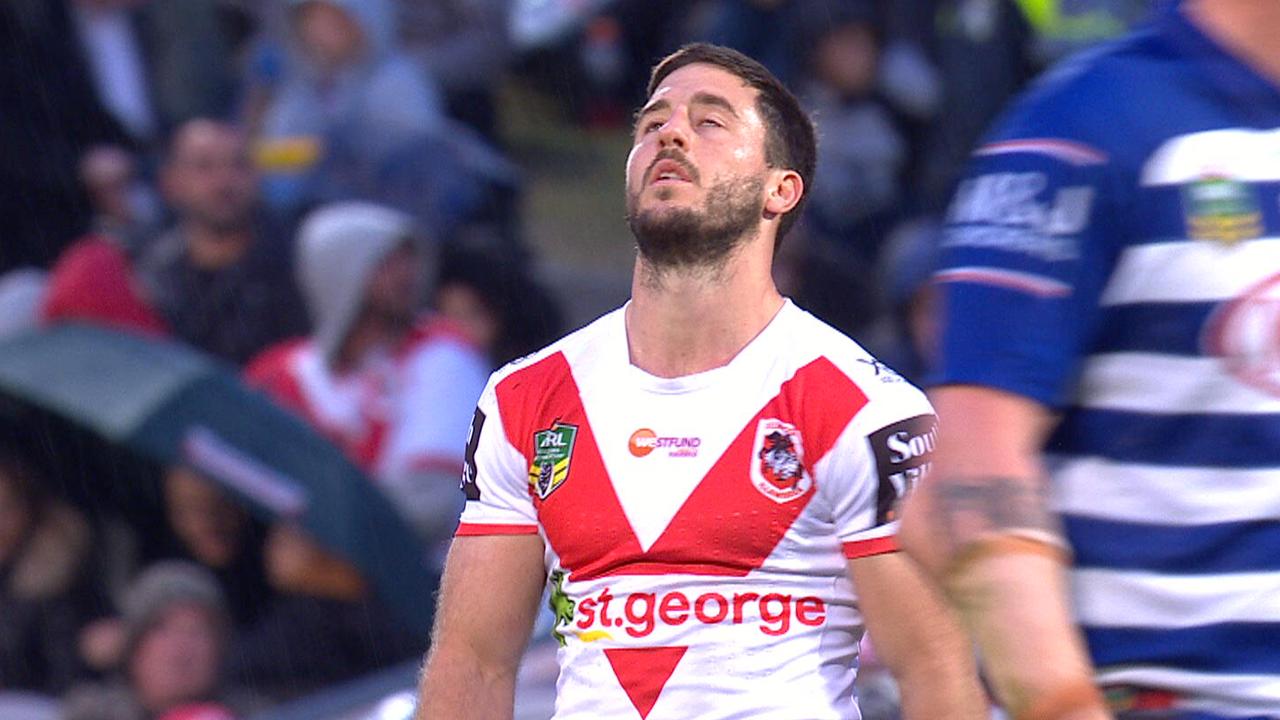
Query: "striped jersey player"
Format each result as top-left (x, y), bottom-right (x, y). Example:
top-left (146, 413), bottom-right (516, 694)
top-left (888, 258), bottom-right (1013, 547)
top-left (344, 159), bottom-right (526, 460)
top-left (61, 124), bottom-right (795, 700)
top-left (904, 1), bottom-right (1280, 718)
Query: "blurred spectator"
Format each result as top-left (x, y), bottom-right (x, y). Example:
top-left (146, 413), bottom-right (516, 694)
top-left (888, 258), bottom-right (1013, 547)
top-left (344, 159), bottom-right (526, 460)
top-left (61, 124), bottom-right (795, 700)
top-left (41, 238), bottom-right (169, 336)
top-left (161, 468), bottom-right (273, 630)
top-left (433, 245), bottom-right (565, 369)
top-left (78, 146), bottom-right (162, 254)
top-left (61, 562), bottom-right (262, 720)
top-left (916, 0), bottom-right (1038, 211)
top-left (228, 524), bottom-right (421, 700)
top-left (396, 0), bottom-right (513, 142)
top-left (0, 450), bottom-right (105, 695)
top-left (797, 0), bottom-right (905, 260)
top-left (1013, 0), bottom-right (1152, 67)
top-left (247, 203), bottom-right (489, 543)
top-left (0, 270), bottom-right (48, 340)
top-left (0, 0), bottom-right (237, 274)
top-left (137, 119), bottom-right (307, 366)
top-left (253, 0), bottom-right (446, 215)
top-left (874, 217), bottom-right (941, 382)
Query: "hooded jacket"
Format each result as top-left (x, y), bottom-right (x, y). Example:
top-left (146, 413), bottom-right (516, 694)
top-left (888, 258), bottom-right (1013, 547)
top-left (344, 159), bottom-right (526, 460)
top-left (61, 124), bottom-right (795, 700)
top-left (293, 201), bottom-right (421, 365)
top-left (259, 0), bottom-right (445, 153)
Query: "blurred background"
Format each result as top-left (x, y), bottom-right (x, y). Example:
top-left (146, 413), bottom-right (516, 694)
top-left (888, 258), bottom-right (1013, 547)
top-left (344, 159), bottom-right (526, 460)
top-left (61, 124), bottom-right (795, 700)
top-left (0, 0), bottom-right (1154, 718)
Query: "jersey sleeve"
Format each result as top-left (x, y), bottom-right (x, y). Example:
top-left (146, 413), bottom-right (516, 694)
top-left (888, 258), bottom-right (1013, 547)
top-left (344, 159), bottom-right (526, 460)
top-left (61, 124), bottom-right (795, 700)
top-left (819, 382), bottom-right (937, 559)
top-left (455, 377), bottom-right (539, 536)
top-left (932, 127), bottom-right (1124, 408)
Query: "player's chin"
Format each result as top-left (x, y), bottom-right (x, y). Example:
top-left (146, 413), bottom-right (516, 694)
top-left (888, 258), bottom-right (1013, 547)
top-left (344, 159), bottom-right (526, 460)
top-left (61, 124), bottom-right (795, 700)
top-left (645, 184), bottom-right (699, 206)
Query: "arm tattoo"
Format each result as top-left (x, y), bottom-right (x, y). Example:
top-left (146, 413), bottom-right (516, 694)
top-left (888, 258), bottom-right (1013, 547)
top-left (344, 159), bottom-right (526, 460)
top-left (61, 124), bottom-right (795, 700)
top-left (934, 476), bottom-right (1061, 551)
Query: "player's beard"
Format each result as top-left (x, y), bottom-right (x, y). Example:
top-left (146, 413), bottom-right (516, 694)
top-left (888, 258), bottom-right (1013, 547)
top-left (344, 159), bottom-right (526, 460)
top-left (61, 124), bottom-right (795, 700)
top-left (626, 173), bottom-right (764, 271)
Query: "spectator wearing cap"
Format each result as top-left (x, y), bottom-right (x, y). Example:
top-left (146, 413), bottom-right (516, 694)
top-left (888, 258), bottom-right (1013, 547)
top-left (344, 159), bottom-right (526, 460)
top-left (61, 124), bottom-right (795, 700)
top-left (60, 562), bottom-right (262, 720)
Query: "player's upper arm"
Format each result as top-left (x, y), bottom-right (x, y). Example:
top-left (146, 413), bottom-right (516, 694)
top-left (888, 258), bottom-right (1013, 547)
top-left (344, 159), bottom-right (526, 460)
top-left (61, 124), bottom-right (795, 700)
top-left (429, 533), bottom-right (547, 670)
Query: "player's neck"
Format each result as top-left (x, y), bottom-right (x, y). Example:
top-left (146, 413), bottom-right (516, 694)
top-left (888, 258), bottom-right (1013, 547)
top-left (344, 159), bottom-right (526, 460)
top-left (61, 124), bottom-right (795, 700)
top-left (626, 247), bottom-right (783, 379)
top-left (1186, 0), bottom-right (1280, 86)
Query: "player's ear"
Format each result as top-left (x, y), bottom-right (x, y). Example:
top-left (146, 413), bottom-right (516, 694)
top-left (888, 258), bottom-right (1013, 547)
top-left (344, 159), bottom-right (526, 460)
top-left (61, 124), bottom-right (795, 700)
top-left (763, 169), bottom-right (803, 218)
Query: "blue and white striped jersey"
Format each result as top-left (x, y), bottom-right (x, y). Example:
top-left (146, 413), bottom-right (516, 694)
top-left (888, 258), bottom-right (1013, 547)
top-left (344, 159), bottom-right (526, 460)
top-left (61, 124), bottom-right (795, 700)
top-left (934, 2), bottom-right (1280, 717)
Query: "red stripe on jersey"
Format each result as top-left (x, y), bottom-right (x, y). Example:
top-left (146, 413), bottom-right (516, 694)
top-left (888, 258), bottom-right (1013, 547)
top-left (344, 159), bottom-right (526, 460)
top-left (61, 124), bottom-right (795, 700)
top-left (495, 354), bottom-right (869, 581)
top-left (455, 522), bottom-right (539, 536)
top-left (842, 535), bottom-right (898, 559)
top-left (495, 352), bottom-right (648, 575)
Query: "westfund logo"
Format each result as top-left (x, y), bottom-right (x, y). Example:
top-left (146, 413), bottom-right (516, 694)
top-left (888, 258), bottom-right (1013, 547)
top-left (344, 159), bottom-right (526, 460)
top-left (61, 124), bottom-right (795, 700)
top-left (868, 414), bottom-right (937, 523)
top-left (628, 428), bottom-right (701, 458)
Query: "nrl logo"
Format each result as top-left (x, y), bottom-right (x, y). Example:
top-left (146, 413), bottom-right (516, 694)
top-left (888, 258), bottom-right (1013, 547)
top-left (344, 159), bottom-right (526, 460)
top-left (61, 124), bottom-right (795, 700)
top-left (529, 422), bottom-right (578, 499)
top-left (750, 419), bottom-right (811, 503)
top-left (1182, 175), bottom-right (1261, 245)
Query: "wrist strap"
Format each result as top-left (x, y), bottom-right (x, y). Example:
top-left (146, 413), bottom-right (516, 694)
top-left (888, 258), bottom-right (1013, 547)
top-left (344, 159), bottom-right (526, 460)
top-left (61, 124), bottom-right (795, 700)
top-left (946, 532), bottom-right (1071, 585)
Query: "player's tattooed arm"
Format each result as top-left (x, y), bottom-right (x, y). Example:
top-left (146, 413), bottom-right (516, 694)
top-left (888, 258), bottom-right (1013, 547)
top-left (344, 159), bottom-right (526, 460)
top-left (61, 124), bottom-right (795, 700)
top-left (933, 475), bottom-right (1064, 552)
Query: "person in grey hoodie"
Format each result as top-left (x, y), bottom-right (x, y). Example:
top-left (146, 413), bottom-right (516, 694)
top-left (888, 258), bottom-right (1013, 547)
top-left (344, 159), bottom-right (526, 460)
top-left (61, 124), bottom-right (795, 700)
top-left (253, 0), bottom-right (447, 214)
top-left (246, 202), bottom-right (489, 555)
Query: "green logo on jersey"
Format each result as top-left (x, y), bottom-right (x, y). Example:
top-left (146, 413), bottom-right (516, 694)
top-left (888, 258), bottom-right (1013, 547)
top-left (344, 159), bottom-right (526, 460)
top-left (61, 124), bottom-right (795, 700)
top-left (529, 422), bottom-right (578, 499)
top-left (1183, 176), bottom-right (1261, 245)
top-left (547, 569), bottom-right (575, 647)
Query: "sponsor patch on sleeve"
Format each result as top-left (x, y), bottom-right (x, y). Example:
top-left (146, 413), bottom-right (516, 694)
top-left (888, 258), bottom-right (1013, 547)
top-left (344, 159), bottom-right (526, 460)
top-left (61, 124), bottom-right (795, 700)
top-left (461, 407), bottom-right (485, 501)
top-left (868, 414), bottom-right (938, 524)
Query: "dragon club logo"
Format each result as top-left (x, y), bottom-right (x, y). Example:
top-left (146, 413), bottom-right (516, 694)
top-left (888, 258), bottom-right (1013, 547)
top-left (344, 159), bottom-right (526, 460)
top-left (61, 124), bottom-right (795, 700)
top-left (750, 418), bottom-right (811, 503)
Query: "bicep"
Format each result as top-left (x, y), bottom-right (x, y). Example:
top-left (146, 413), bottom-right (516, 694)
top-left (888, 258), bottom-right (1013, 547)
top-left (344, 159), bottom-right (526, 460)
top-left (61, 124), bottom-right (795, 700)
top-left (430, 533), bottom-right (546, 670)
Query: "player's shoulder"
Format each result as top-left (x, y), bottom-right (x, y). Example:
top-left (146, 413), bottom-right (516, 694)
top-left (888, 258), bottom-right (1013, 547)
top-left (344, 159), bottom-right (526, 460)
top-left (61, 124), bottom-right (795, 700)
top-left (482, 306), bottom-right (624, 397)
top-left (781, 302), bottom-right (931, 415)
top-left (989, 20), bottom-right (1185, 152)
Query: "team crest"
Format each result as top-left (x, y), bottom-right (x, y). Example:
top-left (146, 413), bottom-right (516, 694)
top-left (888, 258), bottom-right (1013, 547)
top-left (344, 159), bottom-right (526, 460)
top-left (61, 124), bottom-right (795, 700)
top-left (750, 419), bottom-right (811, 503)
top-left (1182, 175), bottom-right (1261, 245)
top-left (529, 422), bottom-right (578, 499)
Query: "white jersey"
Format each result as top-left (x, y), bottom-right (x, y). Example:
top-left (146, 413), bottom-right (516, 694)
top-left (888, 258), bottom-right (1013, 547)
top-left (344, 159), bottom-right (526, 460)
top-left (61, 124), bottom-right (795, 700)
top-left (458, 300), bottom-right (936, 719)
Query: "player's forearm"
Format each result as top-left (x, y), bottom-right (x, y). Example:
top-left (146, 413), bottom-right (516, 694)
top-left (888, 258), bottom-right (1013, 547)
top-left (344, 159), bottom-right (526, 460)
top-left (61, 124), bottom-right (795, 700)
top-left (892, 628), bottom-right (988, 720)
top-left (901, 476), bottom-right (1107, 719)
top-left (947, 551), bottom-right (1107, 719)
top-left (415, 645), bottom-right (519, 720)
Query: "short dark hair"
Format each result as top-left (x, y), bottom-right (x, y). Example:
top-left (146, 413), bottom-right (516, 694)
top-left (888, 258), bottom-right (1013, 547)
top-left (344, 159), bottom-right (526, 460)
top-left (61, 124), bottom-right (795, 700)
top-left (646, 43), bottom-right (816, 245)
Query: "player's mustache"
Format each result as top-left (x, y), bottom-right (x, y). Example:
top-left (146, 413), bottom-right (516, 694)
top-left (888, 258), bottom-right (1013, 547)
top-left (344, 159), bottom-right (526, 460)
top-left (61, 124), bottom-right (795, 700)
top-left (646, 149), bottom-right (700, 185)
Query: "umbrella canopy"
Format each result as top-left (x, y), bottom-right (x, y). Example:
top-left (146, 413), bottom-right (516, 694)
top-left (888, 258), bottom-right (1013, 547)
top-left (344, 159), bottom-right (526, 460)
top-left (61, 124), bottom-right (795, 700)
top-left (0, 324), bottom-right (437, 636)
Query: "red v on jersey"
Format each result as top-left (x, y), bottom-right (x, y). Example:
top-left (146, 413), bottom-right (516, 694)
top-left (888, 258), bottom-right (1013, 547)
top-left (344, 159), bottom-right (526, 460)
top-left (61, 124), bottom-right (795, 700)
top-left (494, 352), bottom-right (869, 581)
top-left (603, 646), bottom-right (688, 719)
